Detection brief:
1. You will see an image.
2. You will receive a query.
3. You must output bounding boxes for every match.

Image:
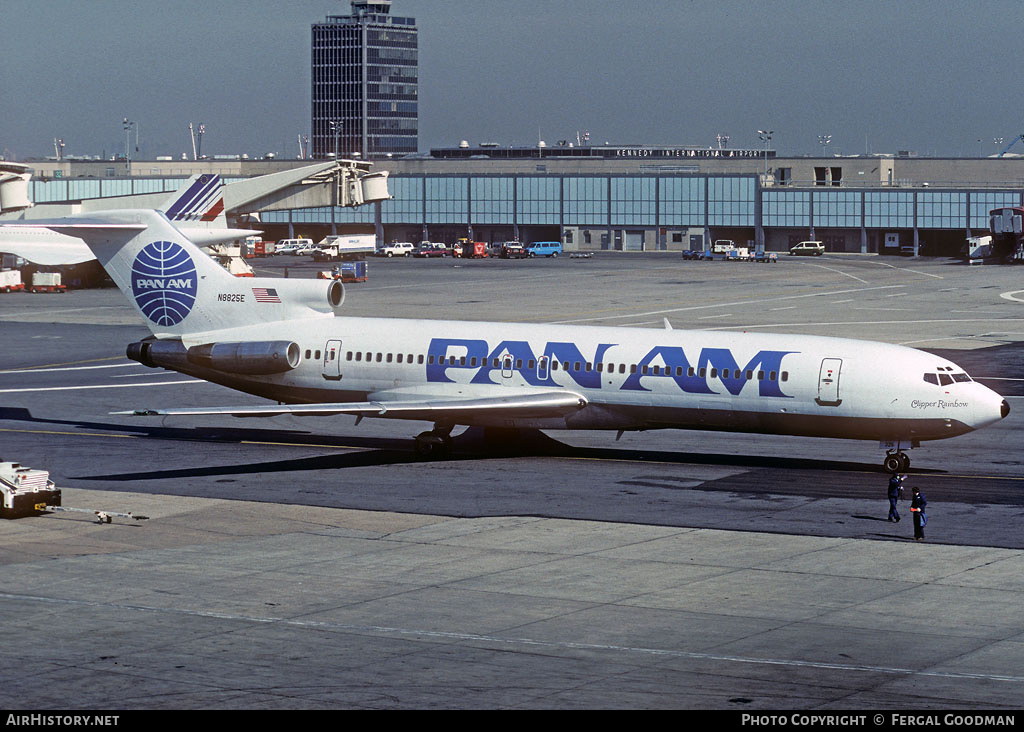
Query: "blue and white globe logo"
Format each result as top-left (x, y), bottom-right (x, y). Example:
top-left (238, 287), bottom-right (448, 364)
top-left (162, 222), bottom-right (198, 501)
top-left (130, 241), bottom-right (198, 326)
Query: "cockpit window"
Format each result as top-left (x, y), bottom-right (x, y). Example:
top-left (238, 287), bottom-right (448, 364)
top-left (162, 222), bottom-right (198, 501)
top-left (925, 371), bottom-right (972, 386)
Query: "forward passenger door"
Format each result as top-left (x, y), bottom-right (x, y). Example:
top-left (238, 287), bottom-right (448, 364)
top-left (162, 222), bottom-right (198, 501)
top-left (815, 358), bottom-right (842, 406)
top-left (323, 339), bottom-right (343, 381)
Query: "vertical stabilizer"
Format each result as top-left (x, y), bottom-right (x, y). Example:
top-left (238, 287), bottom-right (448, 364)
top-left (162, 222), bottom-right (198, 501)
top-left (41, 210), bottom-right (340, 339)
top-left (160, 174), bottom-right (225, 223)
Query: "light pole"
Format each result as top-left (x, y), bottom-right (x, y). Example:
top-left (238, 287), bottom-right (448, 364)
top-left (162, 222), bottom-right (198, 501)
top-left (329, 120), bottom-right (342, 160)
top-left (122, 117), bottom-right (135, 172)
top-left (758, 129), bottom-right (773, 183)
top-left (818, 134), bottom-right (832, 156)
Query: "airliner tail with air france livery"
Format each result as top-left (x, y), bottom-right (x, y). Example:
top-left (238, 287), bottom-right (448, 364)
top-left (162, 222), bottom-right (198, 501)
top-left (28, 208), bottom-right (1010, 471)
top-left (0, 174), bottom-right (252, 265)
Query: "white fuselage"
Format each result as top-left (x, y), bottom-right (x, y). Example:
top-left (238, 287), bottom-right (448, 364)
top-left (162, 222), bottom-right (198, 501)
top-left (176, 314), bottom-right (1007, 442)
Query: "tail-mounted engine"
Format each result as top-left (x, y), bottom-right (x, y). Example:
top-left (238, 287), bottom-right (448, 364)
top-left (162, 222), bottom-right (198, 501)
top-left (186, 341), bottom-right (301, 374)
top-left (128, 339), bottom-right (301, 375)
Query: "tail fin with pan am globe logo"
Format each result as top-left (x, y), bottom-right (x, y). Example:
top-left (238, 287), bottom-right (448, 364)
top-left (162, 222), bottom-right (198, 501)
top-left (36, 209), bottom-right (344, 339)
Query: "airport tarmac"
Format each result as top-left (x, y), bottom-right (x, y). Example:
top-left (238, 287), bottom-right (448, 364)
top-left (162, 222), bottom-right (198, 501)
top-left (1, 252), bottom-right (1023, 709)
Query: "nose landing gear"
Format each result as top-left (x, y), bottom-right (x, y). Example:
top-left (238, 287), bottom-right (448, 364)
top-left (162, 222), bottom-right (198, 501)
top-left (884, 450), bottom-right (910, 474)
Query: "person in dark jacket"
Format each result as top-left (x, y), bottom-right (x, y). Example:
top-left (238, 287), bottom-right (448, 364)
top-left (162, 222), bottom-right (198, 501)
top-left (887, 474), bottom-right (903, 522)
top-left (910, 487), bottom-right (927, 541)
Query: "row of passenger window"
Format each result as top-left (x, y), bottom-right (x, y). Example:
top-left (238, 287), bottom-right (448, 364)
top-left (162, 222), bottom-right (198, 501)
top-left (312, 347), bottom-right (788, 382)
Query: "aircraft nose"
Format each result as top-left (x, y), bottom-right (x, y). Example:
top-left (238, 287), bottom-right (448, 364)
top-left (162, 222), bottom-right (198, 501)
top-left (1002, 399), bottom-right (1011, 419)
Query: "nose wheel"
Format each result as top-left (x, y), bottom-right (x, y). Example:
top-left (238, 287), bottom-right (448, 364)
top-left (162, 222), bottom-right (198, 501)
top-left (884, 450), bottom-right (910, 474)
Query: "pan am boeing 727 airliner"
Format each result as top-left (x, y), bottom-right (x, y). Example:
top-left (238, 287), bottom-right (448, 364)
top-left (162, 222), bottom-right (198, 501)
top-left (24, 209), bottom-right (1009, 470)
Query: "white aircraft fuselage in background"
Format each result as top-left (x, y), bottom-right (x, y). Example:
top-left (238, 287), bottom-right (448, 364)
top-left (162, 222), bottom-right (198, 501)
top-left (21, 209), bottom-right (1011, 469)
top-left (0, 174), bottom-right (250, 265)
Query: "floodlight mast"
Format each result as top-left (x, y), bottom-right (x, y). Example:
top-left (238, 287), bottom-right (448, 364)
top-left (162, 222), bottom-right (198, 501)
top-left (758, 129), bottom-right (773, 181)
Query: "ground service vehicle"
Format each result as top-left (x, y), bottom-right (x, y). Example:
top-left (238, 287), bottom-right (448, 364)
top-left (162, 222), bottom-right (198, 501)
top-left (0, 461), bottom-right (61, 518)
top-left (0, 269), bottom-right (24, 292)
top-left (526, 241), bottom-right (562, 257)
top-left (789, 241), bottom-right (825, 256)
top-left (252, 240), bottom-right (276, 257)
top-left (30, 272), bottom-right (66, 293)
top-left (315, 235), bottom-right (375, 261)
top-left (463, 241), bottom-right (488, 258)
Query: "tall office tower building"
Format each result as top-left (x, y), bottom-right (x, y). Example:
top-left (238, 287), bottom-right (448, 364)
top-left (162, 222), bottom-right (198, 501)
top-left (311, 0), bottom-right (418, 160)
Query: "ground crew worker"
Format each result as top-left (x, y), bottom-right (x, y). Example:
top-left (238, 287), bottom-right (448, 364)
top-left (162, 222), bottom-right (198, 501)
top-left (887, 474), bottom-right (903, 522)
top-left (910, 487), bottom-right (927, 541)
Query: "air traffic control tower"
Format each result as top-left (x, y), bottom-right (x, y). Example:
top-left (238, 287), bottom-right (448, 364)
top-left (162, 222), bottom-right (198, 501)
top-left (311, 1), bottom-right (419, 161)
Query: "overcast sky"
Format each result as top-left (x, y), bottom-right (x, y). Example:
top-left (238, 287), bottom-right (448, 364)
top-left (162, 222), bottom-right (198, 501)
top-left (2, 0), bottom-right (1022, 161)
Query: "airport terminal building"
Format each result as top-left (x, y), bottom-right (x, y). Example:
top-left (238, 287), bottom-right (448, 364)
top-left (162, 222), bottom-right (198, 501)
top-left (18, 148), bottom-right (1024, 257)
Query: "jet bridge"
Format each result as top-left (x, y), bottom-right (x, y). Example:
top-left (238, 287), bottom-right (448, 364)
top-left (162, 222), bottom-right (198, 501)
top-left (0, 163), bottom-right (32, 213)
top-left (1, 160), bottom-right (390, 221)
top-left (224, 160), bottom-right (390, 215)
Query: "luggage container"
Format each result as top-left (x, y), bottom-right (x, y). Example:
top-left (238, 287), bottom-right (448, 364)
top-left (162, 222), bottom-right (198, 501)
top-left (0, 269), bottom-right (24, 292)
top-left (30, 272), bottom-right (66, 293)
top-left (340, 260), bottom-right (368, 282)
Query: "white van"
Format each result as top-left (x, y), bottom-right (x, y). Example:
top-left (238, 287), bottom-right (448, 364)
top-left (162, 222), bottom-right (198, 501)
top-left (275, 238), bottom-right (314, 255)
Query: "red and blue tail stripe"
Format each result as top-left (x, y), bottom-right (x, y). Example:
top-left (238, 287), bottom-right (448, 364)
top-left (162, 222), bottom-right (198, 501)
top-left (162, 174), bottom-right (224, 222)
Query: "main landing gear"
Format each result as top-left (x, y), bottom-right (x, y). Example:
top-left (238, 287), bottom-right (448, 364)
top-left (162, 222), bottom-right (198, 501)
top-left (884, 449), bottom-right (910, 474)
top-left (414, 423), bottom-right (454, 459)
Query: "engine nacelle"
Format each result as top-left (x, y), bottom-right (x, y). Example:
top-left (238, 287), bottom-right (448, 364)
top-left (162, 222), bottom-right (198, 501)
top-left (127, 339), bottom-right (188, 369)
top-left (185, 340), bottom-right (301, 375)
top-left (261, 277), bottom-right (344, 314)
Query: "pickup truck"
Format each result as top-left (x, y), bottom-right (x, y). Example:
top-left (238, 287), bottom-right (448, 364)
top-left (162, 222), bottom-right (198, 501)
top-left (500, 242), bottom-right (527, 259)
top-left (376, 242), bottom-right (415, 258)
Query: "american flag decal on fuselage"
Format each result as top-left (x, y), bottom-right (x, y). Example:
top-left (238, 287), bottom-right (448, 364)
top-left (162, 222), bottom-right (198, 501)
top-left (252, 287), bottom-right (281, 303)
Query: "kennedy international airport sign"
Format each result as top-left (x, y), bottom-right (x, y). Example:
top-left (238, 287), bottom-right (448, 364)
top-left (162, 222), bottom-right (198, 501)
top-left (606, 147), bottom-right (771, 159)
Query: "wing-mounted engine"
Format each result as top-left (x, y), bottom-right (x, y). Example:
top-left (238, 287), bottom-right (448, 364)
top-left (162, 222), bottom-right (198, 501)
top-left (127, 338), bottom-right (301, 375)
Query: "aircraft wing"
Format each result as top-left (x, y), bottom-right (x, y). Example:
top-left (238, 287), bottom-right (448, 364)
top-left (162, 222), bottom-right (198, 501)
top-left (0, 236), bottom-right (95, 265)
top-left (0, 221), bottom-right (147, 264)
top-left (113, 389), bottom-right (588, 422)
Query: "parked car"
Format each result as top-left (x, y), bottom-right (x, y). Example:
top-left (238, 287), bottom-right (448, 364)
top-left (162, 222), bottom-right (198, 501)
top-left (788, 240), bottom-right (825, 256)
top-left (275, 238), bottom-right (314, 255)
top-left (500, 242), bottom-right (527, 259)
top-left (413, 242), bottom-right (447, 258)
top-left (525, 241), bottom-right (562, 257)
